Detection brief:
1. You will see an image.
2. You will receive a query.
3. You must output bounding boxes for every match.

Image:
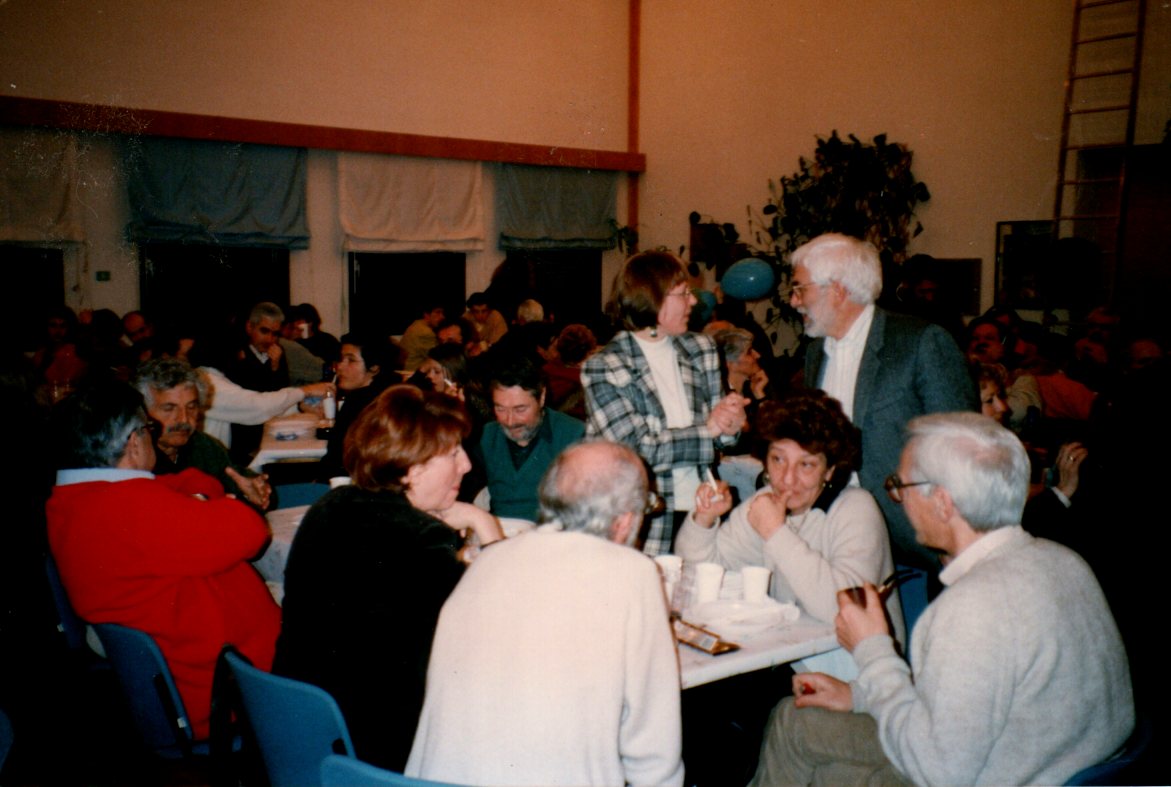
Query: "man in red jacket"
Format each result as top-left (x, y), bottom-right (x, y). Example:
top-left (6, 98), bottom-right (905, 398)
top-left (46, 380), bottom-right (280, 740)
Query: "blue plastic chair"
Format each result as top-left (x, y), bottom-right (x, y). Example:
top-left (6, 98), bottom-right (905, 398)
top-left (894, 564), bottom-right (929, 641)
top-left (273, 482), bottom-right (330, 509)
top-left (93, 623), bottom-right (203, 759)
top-left (320, 754), bottom-right (467, 787)
top-left (45, 554), bottom-right (88, 651)
top-left (223, 650), bottom-right (354, 787)
top-left (1064, 715), bottom-right (1153, 785)
top-left (0, 707), bottom-right (13, 773)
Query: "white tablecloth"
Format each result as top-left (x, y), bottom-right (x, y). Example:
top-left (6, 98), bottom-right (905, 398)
top-left (248, 414), bottom-right (327, 470)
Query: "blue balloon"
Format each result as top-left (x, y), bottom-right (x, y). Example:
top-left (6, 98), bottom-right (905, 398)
top-left (721, 258), bottom-right (776, 300)
top-left (693, 289), bottom-right (717, 322)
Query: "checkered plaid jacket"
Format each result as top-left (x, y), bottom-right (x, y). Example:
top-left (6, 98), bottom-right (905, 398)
top-left (581, 331), bottom-right (734, 555)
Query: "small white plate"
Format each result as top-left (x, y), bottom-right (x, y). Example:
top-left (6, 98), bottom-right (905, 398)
top-left (688, 598), bottom-right (799, 638)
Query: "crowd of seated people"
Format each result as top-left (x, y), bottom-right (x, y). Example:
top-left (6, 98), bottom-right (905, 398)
top-left (7, 258), bottom-right (1165, 785)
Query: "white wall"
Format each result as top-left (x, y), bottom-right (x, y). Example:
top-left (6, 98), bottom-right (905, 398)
top-left (7, 1), bottom-right (1162, 328)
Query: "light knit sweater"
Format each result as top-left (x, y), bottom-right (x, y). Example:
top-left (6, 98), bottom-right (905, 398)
top-left (851, 526), bottom-right (1133, 786)
top-left (676, 487), bottom-right (905, 644)
top-left (406, 531), bottom-right (683, 787)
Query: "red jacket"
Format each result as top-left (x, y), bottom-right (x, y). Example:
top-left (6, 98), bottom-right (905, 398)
top-left (47, 468), bottom-right (280, 739)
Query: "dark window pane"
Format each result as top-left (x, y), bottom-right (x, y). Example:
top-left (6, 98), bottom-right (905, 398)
top-left (0, 245), bottom-right (65, 352)
top-left (139, 243), bottom-right (290, 329)
top-left (349, 252), bottom-right (466, 338)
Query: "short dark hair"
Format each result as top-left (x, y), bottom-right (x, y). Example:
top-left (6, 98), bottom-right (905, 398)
top-left (51, 380), bottom-right (149, 470)
top-left (344, 385), bottom-right (471, 493)
top-left (754, 391), bottom-right (860, 488)
top-left (291, 303), bottom-right (322, 330)
top-left (338, 333), bottom-right (389, 374)
top-left (467, 292), bottom-right (490, 309)
top-left (488, 353), bottom-right (544, 400)
top-left (966, 316), bottom-right (1005, 344)
top-left (607, 250), bottom-right (688, 331)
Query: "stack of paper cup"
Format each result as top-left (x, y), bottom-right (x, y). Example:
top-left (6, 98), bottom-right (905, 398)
top-left (653, 555), bottom-right (683, 612)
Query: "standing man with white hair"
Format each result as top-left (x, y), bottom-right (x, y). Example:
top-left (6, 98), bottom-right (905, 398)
top-left (407, 441), bottom-right (683, 787)
top-left (790, 233), bottom-right (976, 569)
top-left (750, 413), bottom-right (1133, 786)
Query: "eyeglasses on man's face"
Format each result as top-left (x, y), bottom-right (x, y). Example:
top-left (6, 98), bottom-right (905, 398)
top-left (884, 473), bottom-right (930, 504)
top-left (783, 281), bottom-right (819, 303)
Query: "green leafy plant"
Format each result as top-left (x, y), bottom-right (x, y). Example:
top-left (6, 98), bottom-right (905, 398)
top-left (698, 131), bottom-right (930, 339)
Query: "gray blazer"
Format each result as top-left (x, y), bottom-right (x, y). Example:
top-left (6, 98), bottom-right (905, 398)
top-left (805, 307), bottom-right (977, 567)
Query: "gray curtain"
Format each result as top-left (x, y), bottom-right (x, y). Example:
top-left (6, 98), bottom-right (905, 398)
top-left (0, 127), bottom-right (83, 243)
top-left (496, 164), bottom-right (617, 250)
top-left (125, 137), bottom-right (309, 248)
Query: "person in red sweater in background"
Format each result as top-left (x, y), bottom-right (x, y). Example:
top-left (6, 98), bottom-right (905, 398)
top-left (46, 380), bottom-right (280, 740)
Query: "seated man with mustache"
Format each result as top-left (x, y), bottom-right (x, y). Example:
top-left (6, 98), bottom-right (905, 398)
top-left (135, 357), bottom-right (272, 511)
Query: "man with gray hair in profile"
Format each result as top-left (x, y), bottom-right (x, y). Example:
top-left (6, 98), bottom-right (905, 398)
top-left (135, 357), bottom-right (271, 509)
top-left (751, 413), bottom-right (1133, 786)
top-left (407, 441), bottom-right (683, 787)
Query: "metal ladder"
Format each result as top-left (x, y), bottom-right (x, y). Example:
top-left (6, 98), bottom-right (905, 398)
top-left (1052, 0), bottom-right (1147, 288)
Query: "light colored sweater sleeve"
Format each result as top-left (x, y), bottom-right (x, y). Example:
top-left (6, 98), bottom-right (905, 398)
top-left (851, 599), bottom-right (1012, 786)
top-left (200, 366), bottom-right (305, 446)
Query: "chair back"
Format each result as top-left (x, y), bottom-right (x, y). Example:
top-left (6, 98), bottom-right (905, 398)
top-left (93, 623), bottom-right (194, 759)
top-left (1064, 715), bottom-right (1153, 785)
top-left (894, 564), bottom-right (929, 640)
top-left (0, 707), bottom-right (12, 772)
top-left (223, 650), bottom-right (354, 787)
top-left (319, 754), bottom-right (467, 787)
top-left (45, 555), bottom-right (87, 651)
top-left (273, 482), bottom-right (330, 509)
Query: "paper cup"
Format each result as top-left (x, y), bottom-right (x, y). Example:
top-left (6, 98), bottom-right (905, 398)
top-left (742, 565), bottom-right (772, 603)
top-left (328, 475), bottom-right (352, 489)
top-left (654, 555), bottom-right (683, 610)
top-left (694, 562), bottom-right (725, 605)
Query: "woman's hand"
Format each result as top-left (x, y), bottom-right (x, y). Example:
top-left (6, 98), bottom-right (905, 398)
top-left (434, 502), bottom-right (504, 546)
top-left (1054, 442), bottom-right (1088, 499)
top-left (693, 480), bottom-right (733, 527)
top-left (707, 394), bottom-right (749, 436)
top-left (747, 491), bottom-right (788, 541)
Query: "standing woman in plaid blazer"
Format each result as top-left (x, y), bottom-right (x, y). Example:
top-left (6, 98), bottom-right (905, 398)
top-left (582, 251), bottom-right (748, 555)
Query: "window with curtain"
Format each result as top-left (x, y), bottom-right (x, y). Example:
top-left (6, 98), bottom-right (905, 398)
top-left (125, 137), bottom-right (309, 249)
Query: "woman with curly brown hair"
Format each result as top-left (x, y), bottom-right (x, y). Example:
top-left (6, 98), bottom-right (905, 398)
top-left (675, 390), bottom-right (903, 638)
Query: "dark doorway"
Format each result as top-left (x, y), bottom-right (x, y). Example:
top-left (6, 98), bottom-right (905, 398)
top-left (0, 245), bottom-right (66, 352)
top-left (492, 249), bottom-right (603, 326)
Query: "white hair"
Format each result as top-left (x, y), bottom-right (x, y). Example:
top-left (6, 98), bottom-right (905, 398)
top-left (516, 299), bottom-right (544, 324)
top-left (537, 441), bottom-right (647, 539)
top-left (905, 412), bottom-right (1029, 531)
top-left (790, 233), bottom-right (882, 305)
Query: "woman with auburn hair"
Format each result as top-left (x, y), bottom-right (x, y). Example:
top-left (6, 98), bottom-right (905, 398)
top-left (582, 250), bottom-right (748, 556)
top-left (274, 385), bottom-right (502, 771)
